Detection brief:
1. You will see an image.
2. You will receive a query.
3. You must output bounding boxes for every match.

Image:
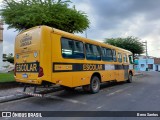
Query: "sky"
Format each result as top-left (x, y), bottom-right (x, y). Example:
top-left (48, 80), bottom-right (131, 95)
top-left (1, 0), bottom-right (160, 57)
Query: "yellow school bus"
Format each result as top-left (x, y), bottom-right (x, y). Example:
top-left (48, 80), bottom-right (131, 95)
top-left (14, 25), bottom-right (134, 94)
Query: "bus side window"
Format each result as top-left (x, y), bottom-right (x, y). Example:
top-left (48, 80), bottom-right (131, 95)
top-left (74, 41), bottom-right (85, 58)
top-left (112, 50), bottom-right (117, 62)
top-left (118, 53), bottom-right (122, 62)
top-left (85, 43), bottom-right (101, 61)
top-left (123, 54), bottom-right (128, 63)
top-left (61, 38), bottom-right (85, 59)
top-left (102, 47), bottom-right (113, 61)
top-left (62, 38), bottom-right (73, 57)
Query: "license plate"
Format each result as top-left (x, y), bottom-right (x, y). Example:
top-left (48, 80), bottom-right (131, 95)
top-left (22, 74), bottom-right (28, 78)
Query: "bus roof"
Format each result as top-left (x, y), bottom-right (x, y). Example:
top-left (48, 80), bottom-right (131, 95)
top-left (17, 25), bottom-right (132, 54)
top-left (51, 26), bottom-right (132, 54)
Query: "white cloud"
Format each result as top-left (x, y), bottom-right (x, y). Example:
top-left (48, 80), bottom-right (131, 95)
top-left (3, 25), bottom-right (18, 55)
top-left (73, 0), bottom-right (160, 57)
top-left (1, 0), bottom-right (160, 58)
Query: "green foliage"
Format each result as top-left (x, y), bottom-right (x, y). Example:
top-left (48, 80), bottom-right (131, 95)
top-left (104, 36), bottom-right (144, 56)
top-left (6, 57), bottom-right (14, 63)
top-left (0, 72), bottom-right (15, 83)
top-left (5, 53), bottom-right (14, 63)
top-left (0, 0), bottom-right (90, 33)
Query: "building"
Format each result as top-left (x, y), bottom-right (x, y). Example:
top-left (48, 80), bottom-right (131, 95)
top-left (0, 22), bottom-right (3, 68)
top-left (138, 58), bottom-right (155, 71)
top-left (154, 58), bottom-right (160, 71)
top-left (135, 55), bottom-right (156, 71)
top-left (135, 55), bottom-right (160, 71)
top-left (0, 22), bottom-right (15, 72)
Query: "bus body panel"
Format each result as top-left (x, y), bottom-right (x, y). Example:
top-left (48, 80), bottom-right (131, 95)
top-left (15, 26), bottom-right (52, 84)
top-left (15, 27), bottom-right (41, 84)
top-left (38, 26), bottom-right (52, 84)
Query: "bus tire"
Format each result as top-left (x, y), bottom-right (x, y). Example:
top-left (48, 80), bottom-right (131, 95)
top-left (127, 73), bottom-right (132, 83)
top-left (89, 76), bottom-right (100, 94)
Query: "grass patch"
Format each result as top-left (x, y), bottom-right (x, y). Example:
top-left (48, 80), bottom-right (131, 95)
top-left (0, 72), bottom-right (15, 83)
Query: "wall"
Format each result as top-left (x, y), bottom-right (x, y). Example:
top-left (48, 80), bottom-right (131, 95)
top-left (138, 59), bottom-right (155, 71)
top-left (155, 64), bottom-right (160, 71)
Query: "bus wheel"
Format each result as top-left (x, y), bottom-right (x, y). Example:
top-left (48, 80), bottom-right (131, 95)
top-left (127, 73), bottom-right (132, 83)
top-left (90, 76), bottom-right (100, 94)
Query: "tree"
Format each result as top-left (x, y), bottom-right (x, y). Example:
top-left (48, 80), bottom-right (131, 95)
top-left (3, 53), bottom-right (14, 63)
top-left (6, 53), bottom-right (14, 63)
top-left (104, 36), bottom-right (144, 57)
top-left (6, 56), bottom-right (14, 63)
top-left (0, 0), bottom-right (90, 33)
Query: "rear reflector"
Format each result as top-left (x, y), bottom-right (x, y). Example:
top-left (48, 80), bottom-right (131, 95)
top-left (38, 66), bottom-right (44, 77)
top-left (17, 90), bottom-right (43, 97)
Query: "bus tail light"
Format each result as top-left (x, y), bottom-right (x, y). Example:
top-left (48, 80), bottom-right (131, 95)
top-left (38, 66), bottom-right (44, 77)
top-left (14, 67), bottom-right (16, 76)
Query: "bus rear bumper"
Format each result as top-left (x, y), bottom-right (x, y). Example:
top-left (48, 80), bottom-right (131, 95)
top-left (15, 78), bottom-right (42, 85)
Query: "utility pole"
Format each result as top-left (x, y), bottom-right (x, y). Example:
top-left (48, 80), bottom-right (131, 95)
top-left (142, 41), bottom-right (148, 71)
top-left (85, 30), bottom-right (88, 38)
